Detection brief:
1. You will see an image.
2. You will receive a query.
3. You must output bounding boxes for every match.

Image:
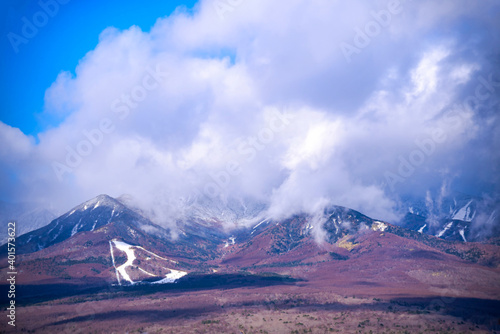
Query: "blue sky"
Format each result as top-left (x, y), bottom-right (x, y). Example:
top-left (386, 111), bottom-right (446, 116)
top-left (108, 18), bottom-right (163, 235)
top-left (0, 0), bottom-right (197, 136)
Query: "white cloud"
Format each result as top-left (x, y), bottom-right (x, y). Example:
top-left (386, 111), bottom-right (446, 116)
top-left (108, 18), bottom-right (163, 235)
top-left (1, 0), bottom-right (499, 229)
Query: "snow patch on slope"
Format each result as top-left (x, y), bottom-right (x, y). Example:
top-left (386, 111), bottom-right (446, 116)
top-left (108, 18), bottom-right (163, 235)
top-left (111, 240), bottom-right (136, 285)
top-left (418, 224), bottom-right (427, 233)
top-left (109, 241), bottom-right (121, 285)
top-left (459, 229), bottom-right (467, 242)
top-left (151, 269), bottom-right (188, 284)
top-left (224, 236), bottom-right (237, 248)
top-left (437, 221), bottom-right (453, 237)
top-left (452, 200), bottom-right (474, 222)
top-left (109, 239), bottom-right (185, 285)
top-left (70, 223), bottom-right (79, 237)
top-left (372, 221), bottom-right (388, 232)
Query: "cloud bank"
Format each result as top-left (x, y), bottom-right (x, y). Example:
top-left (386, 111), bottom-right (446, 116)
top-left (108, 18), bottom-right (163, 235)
top-left (1, 0), bottom-right (499, 228)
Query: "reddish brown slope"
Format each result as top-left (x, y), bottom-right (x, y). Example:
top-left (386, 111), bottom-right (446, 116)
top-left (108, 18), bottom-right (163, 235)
top-left (217, 217), bottom-right (500, 300)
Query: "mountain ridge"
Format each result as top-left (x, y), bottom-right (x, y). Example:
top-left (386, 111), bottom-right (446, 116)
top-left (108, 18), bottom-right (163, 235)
top-left (2, 194), bottom-right (499, 289)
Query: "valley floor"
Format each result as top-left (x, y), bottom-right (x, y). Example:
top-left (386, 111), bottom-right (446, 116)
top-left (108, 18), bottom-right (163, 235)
top-left (6, 278), bottom-right (500, 334)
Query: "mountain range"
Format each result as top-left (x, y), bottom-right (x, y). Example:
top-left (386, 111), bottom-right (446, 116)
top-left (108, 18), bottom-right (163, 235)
top-left (400, 194), bottom-right (499, 243)
top-left (1, 194), bottom-right (499, 292)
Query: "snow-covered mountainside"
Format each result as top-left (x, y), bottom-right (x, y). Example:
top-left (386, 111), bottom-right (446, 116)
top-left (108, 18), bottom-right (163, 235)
top-left (186, 196), bottom-right (266, 226)
top-left (0, 202), bottom-right (56, 244)
top-left (8, 194), bottom-right (169, 254)
top-left (117, 193), bottom-right (268, 251)
top-left (400, 194), bottom-right (499, 242)
top-left (119, 193), bottom-right (267, 229)
top-left (3, 194), bottom-right (500, 287)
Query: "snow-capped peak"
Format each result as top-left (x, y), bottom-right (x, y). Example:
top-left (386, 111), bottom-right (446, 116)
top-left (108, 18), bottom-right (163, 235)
top-left (65, 195), bottom-right (123, 217)
top-left (452, 200), bottom-right (475, 222)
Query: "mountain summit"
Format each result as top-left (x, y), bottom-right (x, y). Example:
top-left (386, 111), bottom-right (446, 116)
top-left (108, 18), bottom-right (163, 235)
top-left (9, 194), bottom-right (168, 255)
